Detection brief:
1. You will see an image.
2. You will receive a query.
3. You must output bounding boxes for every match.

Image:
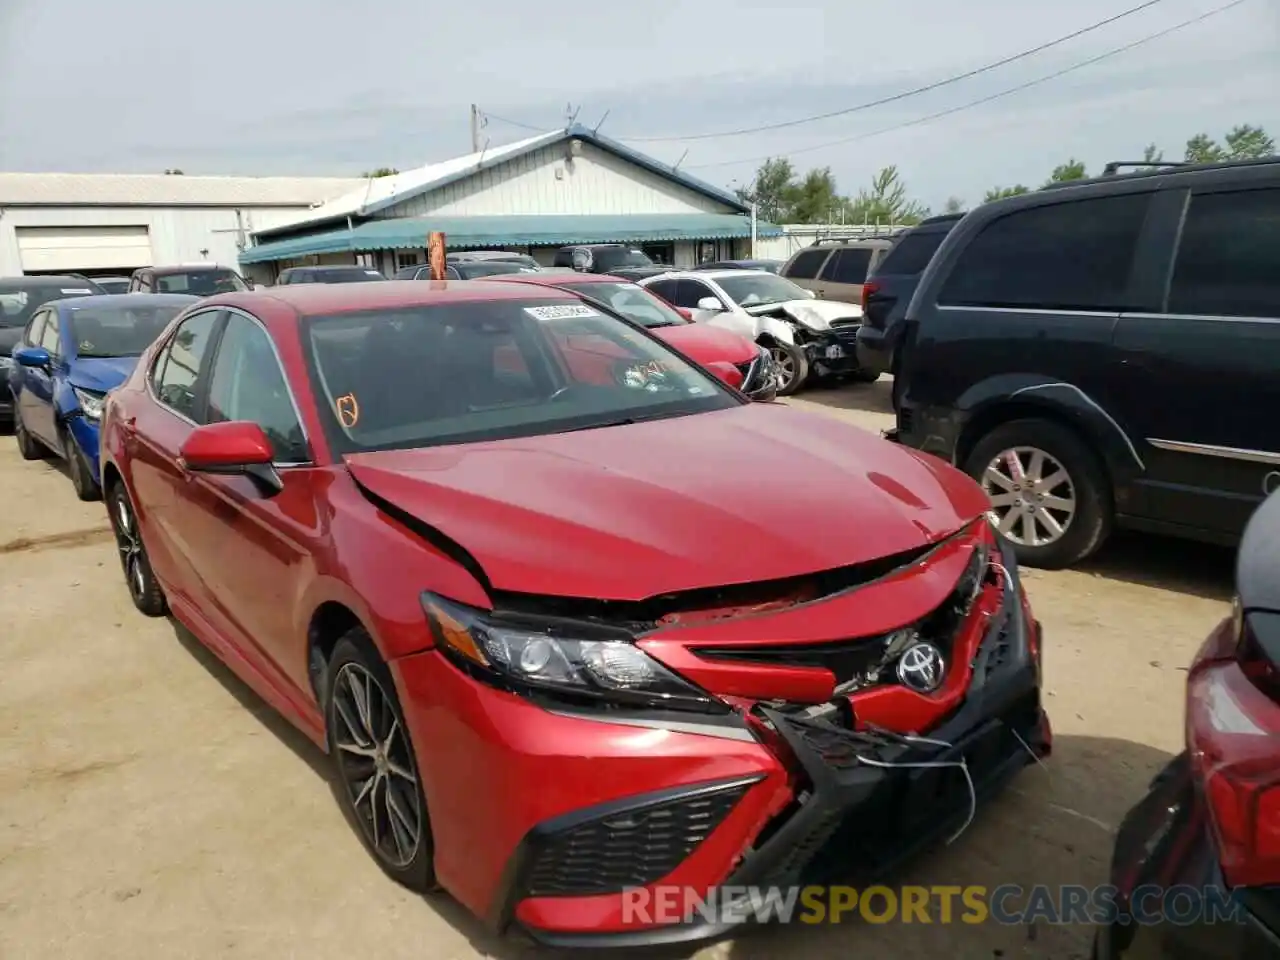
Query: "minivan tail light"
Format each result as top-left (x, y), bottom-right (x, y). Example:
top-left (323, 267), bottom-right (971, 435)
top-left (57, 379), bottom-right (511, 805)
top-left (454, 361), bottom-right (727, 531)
top-left (1185, 608), bottom-right (1280, 887)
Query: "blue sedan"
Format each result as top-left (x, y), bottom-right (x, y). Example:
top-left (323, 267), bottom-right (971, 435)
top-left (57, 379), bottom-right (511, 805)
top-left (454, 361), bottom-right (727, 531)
top-left (9, 293), bottom-right (196, 499)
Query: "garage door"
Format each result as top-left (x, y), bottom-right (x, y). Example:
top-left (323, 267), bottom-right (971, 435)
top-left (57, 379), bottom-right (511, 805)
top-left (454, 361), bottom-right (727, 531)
top-left (16, 225), bottom-right (153, 272)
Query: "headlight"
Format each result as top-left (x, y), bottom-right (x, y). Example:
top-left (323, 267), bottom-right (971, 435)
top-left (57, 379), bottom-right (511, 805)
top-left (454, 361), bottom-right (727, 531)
top-left (422, 593), bottom-right (726, 714)
top-left (73, 387), bottom-right (106, 421)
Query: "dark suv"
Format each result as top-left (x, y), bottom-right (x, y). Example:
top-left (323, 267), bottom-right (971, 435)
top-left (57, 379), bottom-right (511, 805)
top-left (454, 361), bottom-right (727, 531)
top-left (855, 214), bottom-right (963, 384)
top-left (553, 244), bottom-right (666, 281)
top-left (129, 264), bottom-right (250, 296)
top-left (893, 157), bottom-right (1280, 569)
top-left (277, 265), bottom-right (385, 284)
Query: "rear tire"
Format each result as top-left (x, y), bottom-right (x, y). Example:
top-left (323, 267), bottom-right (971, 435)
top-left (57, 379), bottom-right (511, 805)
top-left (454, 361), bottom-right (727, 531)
top-left (768, 341), bottom-right (809, 396)
top-left (63, 425), bottom-right (101, 502)
top-left (326, 631), bottom-right (437, 893)
top-left (13, 407), bottom-right (43, 460)
top-left (963, 418), bottom-right (1112, 570)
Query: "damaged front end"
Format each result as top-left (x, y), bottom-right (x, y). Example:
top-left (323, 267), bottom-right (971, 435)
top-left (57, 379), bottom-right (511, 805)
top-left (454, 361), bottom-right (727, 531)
top-left (749, 300), bottom-right (864, 379)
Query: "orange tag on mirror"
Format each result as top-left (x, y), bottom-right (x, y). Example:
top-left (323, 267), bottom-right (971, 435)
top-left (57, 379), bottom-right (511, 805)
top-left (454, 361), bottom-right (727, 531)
top-left (335, 393), bottom-right (360, 428)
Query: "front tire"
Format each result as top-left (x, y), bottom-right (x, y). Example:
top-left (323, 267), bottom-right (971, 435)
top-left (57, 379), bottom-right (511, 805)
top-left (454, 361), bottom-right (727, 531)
top-left (63, 426), bottom-right (101, 502)
top-left (768, 341), bottom-right (809, 396)
top-left (963, 418), bottom-right (1112, 569)
top-left (326, 631), bottom-right (436, 893)
top-left (107, 481), bottom-right (167, 616)
top-left (13, 406), bottom-right (43, 460)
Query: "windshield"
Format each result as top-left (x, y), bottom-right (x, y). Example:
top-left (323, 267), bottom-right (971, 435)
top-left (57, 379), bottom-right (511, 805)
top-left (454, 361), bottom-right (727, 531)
top-left (155, 269), bottom-right (248, 295)
top-left (594, 247), bottom-right (655, 271)
top-left (303, 298), bottom-right (738, 453)
top-left (454, 261), bottom-right (530, 279)
top-left (568, 281), bottom-right (686, 328)
top-left (95, 278), bottom-right (131, 294)
top-left (69, 303), bottom-right (188, 357)
top-left (454, 254), bottom-right (540, 269)
top-left (0, 282), bottom-right (97, 328)
top-left (715, 273), bottom-right (810, 307)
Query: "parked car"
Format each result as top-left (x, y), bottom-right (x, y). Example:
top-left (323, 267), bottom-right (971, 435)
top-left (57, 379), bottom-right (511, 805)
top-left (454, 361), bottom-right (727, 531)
top-left (488, 271), bottom-right (777, 400)
top-left (98, 279), bottom-right (1049, 947)
top-left (640, 269), bottom-right (870, 395)
top-left (1094, 486), bottom-right (1280, 959)
top-left (91, 276), bottom-right (132, 295)
top-left (552, 244), bottom-right (667, 281)
top-left (892, 156), bottom-right (1280, 569)
top-left (277, 266), bottom-right (387, 285)
top-left (1, 275), bottom-right (104, 429)
top-left (9, 293), bottom-right (196, 498)
top-left (129, 264), bottom-right (251, 296)
top-left (855, 214), bottom-right (963, 386)
top-left (448, 251), bottom-right (541, 270)
top-left (692, 259), bottom-right (783, 274)
top-left (780, 237), bottom-right (894, 304)
top-left (395, 261), bottom-right (536, 280)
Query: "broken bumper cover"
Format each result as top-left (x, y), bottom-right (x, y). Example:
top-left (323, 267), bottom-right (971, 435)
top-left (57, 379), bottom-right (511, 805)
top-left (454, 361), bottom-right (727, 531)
top-left (803, 326), bottom-right (864, 377)
top-left (504, 550), bottom-right (1050, 948)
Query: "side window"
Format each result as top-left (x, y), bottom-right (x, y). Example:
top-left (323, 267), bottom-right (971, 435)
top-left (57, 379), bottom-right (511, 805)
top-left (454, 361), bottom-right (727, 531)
top-left (445, 266), bottom-right (461, 280)
top-left (153, 310), bottom-right (220, 421)
top-left (553, 248), bottom-right (574, 267)
top-left (645, 279), bottom-right (680, 304)
top-left (681, 280), bottom-right (722, 308)
top-left (39, 312), bottom-right (62, 356)
top-left (820, 248), bottom-right (873, 284)
top-left (139, 273), bottom-right (153, 292)
top-left (1168, 188), bottom-right (1280, 319)
top-left (784, 248), bottom-right (831, 280)
top-left (128, 275), bottom-right (140, 292)
top-left (25, 312), bottom-right (47, 347)
top-left (938, 193), bottom-right (1151, 311)
top-left (205, 313), bottom-right (309, 463)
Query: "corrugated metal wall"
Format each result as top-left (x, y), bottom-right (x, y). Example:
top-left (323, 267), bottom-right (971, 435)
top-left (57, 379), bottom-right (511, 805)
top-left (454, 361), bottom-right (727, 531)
top-left (0, 205), bottom-right (330, 275)
top-left (382, 143), bottom-right (734, 219)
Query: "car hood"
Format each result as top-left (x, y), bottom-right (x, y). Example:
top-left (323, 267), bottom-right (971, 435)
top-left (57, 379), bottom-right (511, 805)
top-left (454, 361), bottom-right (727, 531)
top-left (653, 324), bottom-right (757, 365)
top-left (743, 298), bottom-right (862, 330)
top-left (343, 404), bottom-right (989, 600)
top-left (68, 356), bottom-right (139, 392)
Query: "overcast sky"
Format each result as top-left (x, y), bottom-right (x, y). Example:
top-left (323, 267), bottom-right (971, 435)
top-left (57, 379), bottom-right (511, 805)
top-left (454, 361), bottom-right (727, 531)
top-left (1, 0), bottom-right (1276, 209)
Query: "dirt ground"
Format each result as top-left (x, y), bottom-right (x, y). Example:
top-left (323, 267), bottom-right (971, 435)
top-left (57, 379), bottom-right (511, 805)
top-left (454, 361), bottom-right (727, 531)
top-left (0, 379), bottom-right (1237, 960)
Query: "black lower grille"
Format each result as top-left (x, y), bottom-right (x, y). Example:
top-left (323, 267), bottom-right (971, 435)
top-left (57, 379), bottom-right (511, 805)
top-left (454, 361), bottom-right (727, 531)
top-left (524, 780), bottom-right (752, 897)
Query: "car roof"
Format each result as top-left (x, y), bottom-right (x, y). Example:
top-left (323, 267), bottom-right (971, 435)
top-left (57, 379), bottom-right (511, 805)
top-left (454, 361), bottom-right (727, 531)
top-left (60, 293), bottom-right (199, 310)
top-left (648, 269), bottom-right (767, 281)
top-left (0, 274), bottom-right (97, 286)
top-left (145, 263), bottom-right (235, 274)
top-left (205, 278), bottom-right (579, 316)
top-left (487, 272), bottom-right (631, 288)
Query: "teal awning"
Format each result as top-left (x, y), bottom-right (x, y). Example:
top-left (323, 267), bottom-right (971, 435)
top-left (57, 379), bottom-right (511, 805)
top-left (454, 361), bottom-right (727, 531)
top-left (240, 214), bottom-right (783, 265)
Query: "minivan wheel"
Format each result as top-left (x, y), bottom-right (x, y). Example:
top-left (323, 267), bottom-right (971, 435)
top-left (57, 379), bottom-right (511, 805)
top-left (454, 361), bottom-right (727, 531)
top-left (326, 630), bottom-right (437, 893)
top-left (769, 342), bottom-right (809, 396)
top-left (964, 418), bottom-right (1112, 569)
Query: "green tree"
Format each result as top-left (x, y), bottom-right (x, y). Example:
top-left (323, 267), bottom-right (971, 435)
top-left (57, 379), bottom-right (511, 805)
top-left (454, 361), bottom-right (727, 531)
top-left (943, 196), bottom-right (965, 214)
top-left (983, 185), bottom-right (1030, 203)
top-left (361, 167), bottom-right (400, 178)
top-left (1142, 143), bottom-right (1164, 164)
top-left (734, 157), bottom-right (798, 222)
top-left (1044, 158), bottom-right (1087, 186)
top-left (788, 167), bottom-right (843, 224)
top-left (1223, 124), bottom-right (1275, 160)
top-left (1184, 133), bottom-right (1224, 164)
top-left (847, 165), bottom-right (928, 225)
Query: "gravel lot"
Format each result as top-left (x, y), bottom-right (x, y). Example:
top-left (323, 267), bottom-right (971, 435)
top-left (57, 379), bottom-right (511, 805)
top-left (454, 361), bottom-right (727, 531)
top-left (0, 379), bottom-right (1236, 960)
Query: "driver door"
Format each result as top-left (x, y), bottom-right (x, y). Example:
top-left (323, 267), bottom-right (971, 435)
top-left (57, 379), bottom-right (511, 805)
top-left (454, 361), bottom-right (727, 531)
top-left (26, 309), bottom-right (62, 445)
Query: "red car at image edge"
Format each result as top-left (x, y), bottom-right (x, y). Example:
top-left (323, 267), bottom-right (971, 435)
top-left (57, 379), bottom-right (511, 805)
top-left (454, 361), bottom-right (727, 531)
top-left (98, 279), bottom-right (1051, 947)
top-left (486, 271), bottom-right (777, 401)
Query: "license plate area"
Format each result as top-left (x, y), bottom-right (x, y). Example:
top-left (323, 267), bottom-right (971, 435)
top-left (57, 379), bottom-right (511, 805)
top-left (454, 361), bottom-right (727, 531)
top-left (825, 345), bottom-right (845, 359)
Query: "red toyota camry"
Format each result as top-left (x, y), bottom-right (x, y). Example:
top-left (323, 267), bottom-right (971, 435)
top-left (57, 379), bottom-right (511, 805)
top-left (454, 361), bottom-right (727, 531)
top-left (99, 280), bottom-right (1050, 947)
top-left (487, 272), bottom-right (776, 401)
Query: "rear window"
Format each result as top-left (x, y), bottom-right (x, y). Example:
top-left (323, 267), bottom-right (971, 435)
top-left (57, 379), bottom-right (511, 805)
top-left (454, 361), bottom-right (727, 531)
top-left (783, 249), bottom-right (830, 280)
top-left (155, 269), bottom-right (248, 295)
top-left (0, 282), bottom-right (96, 328)
top-left (876, 230), bottom-right (951, 277)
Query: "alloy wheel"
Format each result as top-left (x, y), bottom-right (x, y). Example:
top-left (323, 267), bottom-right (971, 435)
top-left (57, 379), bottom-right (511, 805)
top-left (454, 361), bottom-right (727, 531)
top-left (981, 446), bottom-right (1077, 547)
top-left (331, 663), bottom-right (423, 868)
top-left (112, 491), bottom-right (148, 602)
top-left (770, 347), bottom-right (796, 391)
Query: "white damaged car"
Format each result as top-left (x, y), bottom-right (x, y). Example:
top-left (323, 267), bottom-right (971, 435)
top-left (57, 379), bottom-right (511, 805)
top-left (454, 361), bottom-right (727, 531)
top-left (639, 269), bottom-right (875, 395)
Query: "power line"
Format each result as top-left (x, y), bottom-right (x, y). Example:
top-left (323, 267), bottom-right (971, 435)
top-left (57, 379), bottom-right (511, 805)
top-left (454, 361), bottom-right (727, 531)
top-left (480, 111), bottom-right (547, 133)
top-left (619, 0), bottom-right (1172, 143)
top-left (687, 0), bottom-right (1249, 172)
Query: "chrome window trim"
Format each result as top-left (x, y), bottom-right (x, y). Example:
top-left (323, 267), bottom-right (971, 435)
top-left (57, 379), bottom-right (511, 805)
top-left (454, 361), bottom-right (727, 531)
top-left (1147, 438), bottom-right (1280, 467)
top-left (936, 305), bottom-right (1119, 318)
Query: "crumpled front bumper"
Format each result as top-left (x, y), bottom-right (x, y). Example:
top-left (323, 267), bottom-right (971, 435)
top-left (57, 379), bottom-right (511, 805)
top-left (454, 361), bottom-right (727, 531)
top-left (511, 546), bottom-right (1050, 948)
top-left (801, 325), bottom-right (864, 377)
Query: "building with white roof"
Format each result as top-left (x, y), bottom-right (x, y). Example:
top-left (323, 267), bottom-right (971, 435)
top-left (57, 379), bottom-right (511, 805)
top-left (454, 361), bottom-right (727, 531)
top-left (0, 173), bottom-right (363, 278)
top-left (238, 125), bottom-right (782, 281)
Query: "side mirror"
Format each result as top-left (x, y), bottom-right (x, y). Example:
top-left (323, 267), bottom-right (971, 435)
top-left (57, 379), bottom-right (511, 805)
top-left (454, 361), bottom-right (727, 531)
top-left (179, 421), bottom-right (282, 494)
top-left (704, 361), bottom-right (745, 391)
top-left (696, 297), bottom-right (723, 312)
top-left (14, 346), bottom-right (51, 368)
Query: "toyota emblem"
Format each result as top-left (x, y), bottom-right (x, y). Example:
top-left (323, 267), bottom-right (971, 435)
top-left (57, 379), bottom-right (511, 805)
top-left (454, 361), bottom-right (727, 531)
top-left (897, 643), bottom-right (945, 694)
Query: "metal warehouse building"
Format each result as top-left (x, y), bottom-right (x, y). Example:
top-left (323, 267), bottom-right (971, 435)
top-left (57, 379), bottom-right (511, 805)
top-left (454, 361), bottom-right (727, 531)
top-left (0, 173), bottom-right (363, 278)
top-left (238, 125), bottom-right (782, 281)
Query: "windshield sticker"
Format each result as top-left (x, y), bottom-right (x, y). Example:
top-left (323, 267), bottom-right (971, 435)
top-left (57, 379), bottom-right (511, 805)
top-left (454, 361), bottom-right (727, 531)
top-left (335, 393), bottom-right (360, 428)
top-left (61, 288), bottom-right (93, 294)
top-left (525, 304), bottom-right (600, 322)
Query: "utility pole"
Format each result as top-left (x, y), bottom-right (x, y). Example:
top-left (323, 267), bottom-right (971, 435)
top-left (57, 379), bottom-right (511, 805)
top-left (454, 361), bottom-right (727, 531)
top-left (470, 104), bottom-right (481, 153)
